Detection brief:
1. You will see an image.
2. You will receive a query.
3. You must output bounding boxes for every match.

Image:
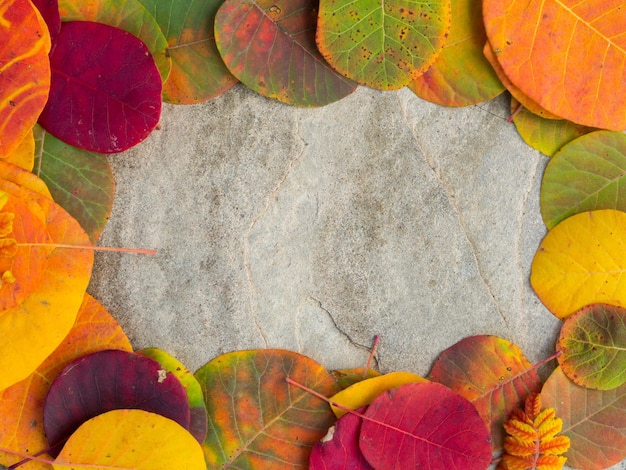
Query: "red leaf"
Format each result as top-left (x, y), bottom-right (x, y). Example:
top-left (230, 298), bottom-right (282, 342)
top-left (31, 0), bottom-right (61, 40)
top-left (359, 382), bottom-right (491, 469)
top-left (43, 349), bottom-right (190, 456)
top-left (309, 407), bottom-right (373, 470)
top-left (38, 21), bottom-right (162, 153)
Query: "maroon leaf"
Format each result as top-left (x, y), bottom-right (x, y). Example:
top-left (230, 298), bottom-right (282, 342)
top-left (31, 0), bottom-right (61, 40)
top-left (43, 349), bottom-right (190, 456)
top-left (359, 382), bottom-right (491, 470)
top-left (309, 407), bottom-right (373, 470)
top-left (38, 21), bottom-right (162, 153)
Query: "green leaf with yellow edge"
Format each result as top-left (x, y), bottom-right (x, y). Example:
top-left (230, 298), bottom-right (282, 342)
top-left (0, 0), bottom-right (51, 158)
top-left (139, 0), bottom-right (236, 104)
top-left (52, 409), bottom-right (205, 470)
top-left (195, 349), bottom-right (341, 469)
top-left (33, 125), bottom-right (114, 243)
top-left (530, 209), bottom-right (626, 320)
top-left (57, 0), bottom-right (171, 83)
top-left (408, 0), bottom-right (503, 106)
top-left (540, 131), bottom-right (626, 230)
top-left (331, 367), bottom-right (381, 389)
top-left (542, 367), bottom-right (626, 470)
top-left (557, 304), bottom-right (626, 391)
top-left (0, 294), bottom-right (132, 469)
top-left (428, 335), bottom-right (541, 450)
top-left (510, 97), bottom-right (596, 158)
top-left (316, 0), bottom-right (451, 90)
top-left (330, 371), bottom-right (426, 418)
top-left (138, 347), bottom-right (208, 444)
top-left (0, 174), bottom-right (93, 391)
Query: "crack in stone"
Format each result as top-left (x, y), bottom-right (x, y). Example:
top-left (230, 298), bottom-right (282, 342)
top-left (243, 119), bottom-right (307, 347)
top-left (394, 92), bottom-right (510, 329)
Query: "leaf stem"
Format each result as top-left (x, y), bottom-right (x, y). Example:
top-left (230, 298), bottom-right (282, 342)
top-left (363, 335), bottom-right (380, 376)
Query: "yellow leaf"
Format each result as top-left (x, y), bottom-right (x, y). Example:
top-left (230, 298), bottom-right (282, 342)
top-left (539, 436), bottom-right (570, 456)
top-left (503, 419), bottom-right (535, 441)
top-left (53, 409), bottom-right (205, 470)
top-left (536, 455), bottom-right (568, 470)
top-left (503, 436), bottom-right (536, 457)
top-left (329, 371), bottom-right (427, 418)
top-left (530, 210), bottom-right (626, 320)
top-left (2, 128), bottom-right (35, 171)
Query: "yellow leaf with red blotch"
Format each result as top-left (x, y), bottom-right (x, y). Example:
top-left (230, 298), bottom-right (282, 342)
top-left (329, 371), bottom-right (427, 418)
top-left (0, 0), bottom-right (51, 158)
top-left (483, 0), bottom-right (626, 130)
top-left (531, 209), bottom-right (626, 319)
top-left (0, 172), bottom-right (93, 391)
top-left (0, 294), bottom-right (132, 470)
top-left (52, 410), bottom-right (205, 470)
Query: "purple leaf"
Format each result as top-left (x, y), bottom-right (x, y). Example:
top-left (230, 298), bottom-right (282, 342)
top-left (30, 0), bottom-right (61, 40)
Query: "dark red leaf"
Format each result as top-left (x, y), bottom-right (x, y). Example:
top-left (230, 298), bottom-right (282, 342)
top-left (43, 349), bottom-right (190, 456)
top-left (309, 407), bottom-right (373, 470)
top-left (31, 0), bottom-right (61, 40)
top-left (359, 382), bottom-right (491, 470)
top-left (38, 21), bottom-right (162, 153)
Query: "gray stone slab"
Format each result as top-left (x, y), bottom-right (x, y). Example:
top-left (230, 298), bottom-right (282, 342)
top-left (88, 84), bottom-right (623, 469)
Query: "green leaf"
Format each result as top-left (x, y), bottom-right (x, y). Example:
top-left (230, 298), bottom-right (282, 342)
top-left (195, 349), bottom-right (341, 468)
top-left (558, 304), bottom-right (626, 390)
top-left (408, 0), bottom-right (504, 105)
top-left (214, 0), bottom-right (357, 107)
top-left (33, 125), bottom-right (114, 243)
top-left (316, 0), bottom-right (451, 90)
top-left (540, 131), bottom-right (626, 230)
top-left (138, 0), bottom-right (237, 104)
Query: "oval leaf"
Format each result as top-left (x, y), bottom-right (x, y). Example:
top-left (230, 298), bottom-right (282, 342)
top-left (409, 0), bottom-right (504, 105)
top-left (215, 0), bottom-right (357, 106)
top-left (0, 294), bottom-right (132, 468)
top-left (540, 131), bottom-right (626, 230)
top-left (33, 125), bottom-right (114, 243)
top-left (359, 382), bottom-right (491, 469)
top-left (195, 349), bottom-right (341, 468)
top-left (428, 335), bottom-right (541, 450)
top-left (530, 209), bottom-right (626, 319)
top-left (43, 349), bottom-right (190, 456)
top-left (558, 303), bottom-right (626, 390)
top-left (139, 0), bottom-right (237, 104)
top-left (483, 0), bottom-right (626, 130)
top-left (53, 409), bottom-right (205, 470)
top-left (0, 0), bottom-right (51, 158)
top-left (38, 21), bottom-right (162, 153)
top-left (317, 0), bottom-right (451, 90)
top-left (542, 367), bottom-right (626, 470)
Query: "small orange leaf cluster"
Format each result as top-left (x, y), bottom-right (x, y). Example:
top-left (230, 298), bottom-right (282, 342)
top-left (500, 393), bottom-right (570, 470)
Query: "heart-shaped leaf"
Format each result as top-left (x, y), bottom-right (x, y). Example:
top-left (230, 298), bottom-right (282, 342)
top-left (138, 0), bottom-right (237, 104)
top-left (195, 349), bottom-right (341, 468)
top-left (53, 409), bottom-right (205, 470)
top-left (542, 367), bottom-right (626, 470)
top-left (483, 0), bottom-right (626, 130)
top-left (317, 0), bottom-right (451, 90)
top-left (33, 125), bottom-right (114, 243)
top-left (359, 382), bottom-right (491, 469)
top-left (540, 131), bottom-right (626, 230)
top-left (0, 294), bottom-right (132, 468)
top-left (428, 335), bottom-right (541, 450)
top-left (0, 0), bottom-right (51, 158)
top-left (38, 21), bottom-right (162, 153)
top-left (531, 209), bottom-right (626, 319)
top-left (558, 304), bottom-right (626, 390)
top-left (44, 349), bottom-right (190, 456)
top-left (215, 0), bottom-right (357, 106)
top-left (409, 0), bottom-right (503, 105)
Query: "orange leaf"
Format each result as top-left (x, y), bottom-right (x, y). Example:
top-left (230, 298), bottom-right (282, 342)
top-left (483, 0), bottom-right (626, 130)
top-left (0, 0), bottom-right (51, 157)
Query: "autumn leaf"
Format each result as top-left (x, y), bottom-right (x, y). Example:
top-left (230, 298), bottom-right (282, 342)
top-left (483, 0), bottom-right (626, 130)
top-left (3, 127), bottom-right (35, 171)
top-left (53, 409), bottom-right (205, 470)
top-left (499, 393), bottom-right (570, 470)
top-left (0, 294), bottom-right (132, 469)
top-left (0, 0), bottom-right (51, 158)
top-left (428, 335), bottom-right (542, 450)
top-left (330, 367), bottom-right (382, 389)
top-left (195, 349), bottom-right (341, 468)
top-left (530, 209), bottom-right (626, 319)
top-left (316, 0), bottom-right (451, 90)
